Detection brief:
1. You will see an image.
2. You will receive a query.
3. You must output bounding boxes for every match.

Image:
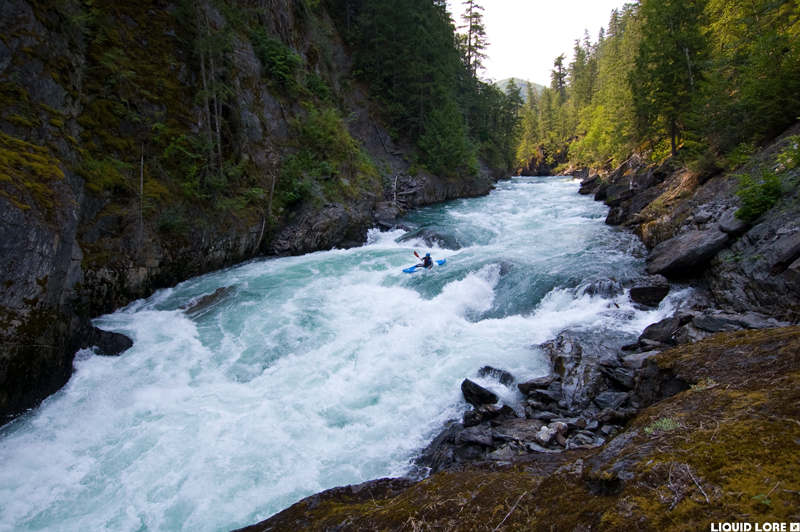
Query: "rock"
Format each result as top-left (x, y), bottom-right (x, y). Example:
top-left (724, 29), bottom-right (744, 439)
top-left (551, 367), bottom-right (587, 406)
top-left (477, 366), bottom-right (515, 386)
top-left (456, 425), bottom-right (494, 447)
top-left (601, 366), bottom-right (636, 390)
top-left (373, 201), bottom-right (403, 226)
top-left (526, 441), bottom-right (562, 453)
top-left (578, 277), bottom-right (624, 299)
top-left (639, 316), bottom-right (681, 344)
top-left (672, 323), bottom-right (713, 345)
top-left (461, 379), bottom-right (499, 407)
top-left (530, 381), bottom-right (564, 402)
top-left (526, 409), bottom-right (558, 421)
top-left (737, 312), bottom-right (788, 329)
top-left (579, 175), bottom-right (601, 195)
top-left (463, 404), bottom-right (515, 428)
top-left (692, 314), bottom-right (743, 332)
top-left (594, 391), bottom-right (629, 411)
top-left (491, 418), bottom-right (545, 443)
top-left (694, 210), bottom-right (712, 224)
top-left (769, 232), bottom-right (800, 276)
top-left (639, 339), bottom-right (665, 351)
top-left (533, 425), bottom-right (558, 446)
top-left (629, 275), bottom-right (670, 306)
top-left (542, 333), bottom-right (611, 411)
top-left (719, 211), bottom-right (748, 236)
top-left (622, 351), bottom-right (658, 369)
top-left (518, 374), bottom-right (559, 395)
top-left (487, 445), bottom-right (517, 461)
top-left (525, 399), bottom-right (551, 411)
top-left (645, 226), bottom-right (730, 277)
top-left (396, 228), bottom-right (462, 250)
top-left (84, 328), bottom-right (134, 357)
top-left (551, 421), bottom-right (569, 434)
top-left (555, 432), bottom-right (568, 447)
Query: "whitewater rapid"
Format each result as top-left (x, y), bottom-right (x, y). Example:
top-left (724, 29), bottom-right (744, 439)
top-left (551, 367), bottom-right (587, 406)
top-left (0, 176), bottom-right (686, 531)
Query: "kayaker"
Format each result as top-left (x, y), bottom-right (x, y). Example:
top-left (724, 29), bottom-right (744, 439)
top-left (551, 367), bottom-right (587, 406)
top-left (417, 253), bottom-right (433, 269)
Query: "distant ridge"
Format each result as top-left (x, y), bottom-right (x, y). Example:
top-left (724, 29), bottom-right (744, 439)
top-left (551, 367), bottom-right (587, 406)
top-left (495, 78), bottom-right (545, 101)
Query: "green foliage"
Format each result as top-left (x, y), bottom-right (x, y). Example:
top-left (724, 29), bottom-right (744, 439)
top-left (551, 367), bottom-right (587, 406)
top-left (306, 72), bottom-right (330, 101)
top-left (726, 142), bottom-right (758, 169)
top-left (276, 153), bottom-right (313, 207)
top-left (251, 28), bottom-right (301, 92)
top-left (78, 153), bottom-right (132, 194)
top-left (644, 417), bottom-right (681, 434)
top-left (343, 0), bottom-right (518, 175)
top-left (277, 107), bottom-right (375, 208)
top-left (157, 207), bottom-right (189, 234)
top-left (777, 135), bottom-right (800, 171)
top-left (735, 171), bottom-right (783, 222)
top-left (417, 98), bottom-right (469, 177)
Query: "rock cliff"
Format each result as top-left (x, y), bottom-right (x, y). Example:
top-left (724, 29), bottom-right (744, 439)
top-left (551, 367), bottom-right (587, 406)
top-left (0, 0), bottom-right (493, 424)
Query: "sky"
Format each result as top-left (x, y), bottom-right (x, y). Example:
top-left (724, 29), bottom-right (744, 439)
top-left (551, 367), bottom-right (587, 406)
top-left (451, 0), bottom-right (629, 86)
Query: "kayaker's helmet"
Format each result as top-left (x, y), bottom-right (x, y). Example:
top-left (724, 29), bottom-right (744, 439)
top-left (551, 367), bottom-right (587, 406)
top-left (425, 253), bottom-right (430, 257)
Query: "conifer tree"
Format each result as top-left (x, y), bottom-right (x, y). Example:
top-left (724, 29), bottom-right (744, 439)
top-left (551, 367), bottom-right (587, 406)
top-left (460, 0), bottom-right (489, 76)
top-left (630, 0), bottom-right (707, 156)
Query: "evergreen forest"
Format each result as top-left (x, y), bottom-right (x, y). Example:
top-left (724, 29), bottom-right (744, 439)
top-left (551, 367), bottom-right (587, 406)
top-left (515, 0), bottom-right (800, 174)
top-left (328, 0), bottom-right (522, 177)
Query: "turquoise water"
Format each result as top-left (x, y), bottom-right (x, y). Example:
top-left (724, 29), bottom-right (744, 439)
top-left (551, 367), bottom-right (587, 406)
top-left (0, 177), bottom-right (683, 531)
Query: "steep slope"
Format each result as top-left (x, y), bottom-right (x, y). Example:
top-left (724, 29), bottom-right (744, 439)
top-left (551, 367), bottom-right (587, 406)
top-left (0, 0), bottom-right (493, 424)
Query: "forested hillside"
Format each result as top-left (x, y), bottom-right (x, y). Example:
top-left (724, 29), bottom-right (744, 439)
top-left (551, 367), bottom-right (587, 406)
top-left (329, 0), bottom-right (522, 176)
top-left (516, 0), bottom-right (800, 174)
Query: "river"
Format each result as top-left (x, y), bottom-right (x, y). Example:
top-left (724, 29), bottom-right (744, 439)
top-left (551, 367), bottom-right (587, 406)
top-left (0, 176), bottom-right (684, 531)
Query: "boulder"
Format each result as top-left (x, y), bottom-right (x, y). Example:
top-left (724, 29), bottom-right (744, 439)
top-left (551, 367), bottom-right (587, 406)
top-left (492, 418), bottom-right (545, 443)
top-left (579, 277), bottom-right (624, 299)
top-left (455, 425), bottom-right (494, 447)
top-left (396, 228), bottom-right (462, 250)
top-left (601, 366), bottom-right (636, 390)
top-left (461, 379), bottom-right (499, 407)
top-left (629, 275), bottom-right (670, 306)
top-left (518, 374), bottom-right (559, 395)
top-left (645, 226), bottom-right (730, 277)
top-left (579, 175), bottom-right (601, 195)
top-left (542, 334), bottom-right (607, 411)
top-left (77, 327), bottom-right (134, 357)
top-left (693, 210), bottom-right (712, 224)
top-left (477, 366), bottom-right (515, 386)
top-left (639, 316), bottom-right (681, 344)
top-left (692, 314), bottom-right (744, 333)
top-left (621, 351), bottom-right (658, 370)
top-left (672, 323), bottom-right (713, 345)
top-left (463, 404), bottom-right (516, 428)
top-left (594, 391), bottom-right (629, 411)
top-left (718, 211), bottom-right (748, 236)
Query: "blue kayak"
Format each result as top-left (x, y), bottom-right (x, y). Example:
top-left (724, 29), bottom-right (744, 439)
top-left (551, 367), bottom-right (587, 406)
top-left (403, 259), bottom-right (446, 273)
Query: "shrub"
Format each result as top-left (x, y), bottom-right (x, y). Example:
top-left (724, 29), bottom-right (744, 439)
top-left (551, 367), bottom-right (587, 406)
top-left (735, 171), bottom-right (782, 222)
top-left (251, 29), bottom-right (301, 91)
top-left (776, 135), bottom-right (800, 171)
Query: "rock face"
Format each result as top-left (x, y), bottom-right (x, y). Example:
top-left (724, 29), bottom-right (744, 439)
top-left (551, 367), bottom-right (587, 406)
top-left (645, 226), bottom-right (730, 277)
top-left (0, 0), bottom-right (494, 425)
